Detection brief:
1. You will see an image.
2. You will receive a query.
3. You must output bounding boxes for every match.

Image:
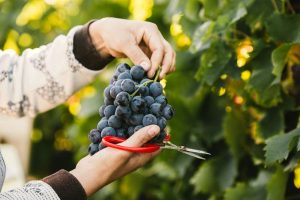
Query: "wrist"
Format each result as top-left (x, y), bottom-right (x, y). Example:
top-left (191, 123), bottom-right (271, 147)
top-left (89, 19), bottom-right (111, 58)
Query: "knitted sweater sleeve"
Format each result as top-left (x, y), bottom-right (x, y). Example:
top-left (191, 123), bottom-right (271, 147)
top-left (0, 21), bottom-right (113, 200)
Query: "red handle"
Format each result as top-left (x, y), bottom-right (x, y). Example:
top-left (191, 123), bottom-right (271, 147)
top-left (102, 134), bottom-right (171, 153)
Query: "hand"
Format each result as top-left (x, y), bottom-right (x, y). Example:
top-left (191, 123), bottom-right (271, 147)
top-left (89, 17), bottom-right (176, 79)
top-left (70, 125), bottom-right (160, 197)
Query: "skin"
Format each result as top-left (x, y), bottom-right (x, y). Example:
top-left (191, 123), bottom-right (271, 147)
top-left (70, 18), bottom-right (176, 197)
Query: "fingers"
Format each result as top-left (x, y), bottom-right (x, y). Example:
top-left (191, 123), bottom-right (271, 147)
top-left (160, 40), bottom-right (176, 79)
top-left (123, 44), bottom-right (151, 71)
top-left (121, 125), bottom-right (160, 147)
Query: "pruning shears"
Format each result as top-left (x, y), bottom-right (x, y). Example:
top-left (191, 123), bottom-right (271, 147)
top-left (102, 134), bottom-right (210, 160)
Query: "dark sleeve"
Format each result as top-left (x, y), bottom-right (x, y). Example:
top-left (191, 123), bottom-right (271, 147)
top-left (42, 169), bottom-right (87, 200)
top-left (73, 20), bottom-right (114, 71)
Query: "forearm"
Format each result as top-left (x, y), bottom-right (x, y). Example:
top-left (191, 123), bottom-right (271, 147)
top-left (0, 22), bottom-right (112, 118)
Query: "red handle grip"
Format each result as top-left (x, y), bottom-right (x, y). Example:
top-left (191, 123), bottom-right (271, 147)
top-left (102, 134), bottom-right (171, 153)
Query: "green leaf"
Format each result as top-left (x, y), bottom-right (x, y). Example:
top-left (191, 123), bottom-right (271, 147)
top-left (266, 14), bottom-right (300, 43)
top-left (224, 171), bottom-right (269, 200)
top-left (223, 109), bottom-right (247, 159)
top-left (257, 108), bottom-right (284, 140)
top-left (246, 49), bottom-right (282, 107)
top-left (190, 152), bottom-right (237, 194)
top-left (195, 42), bottom-right (232, 85)
top-left (184, 0), bottom-right (202, 22)
top-left (190, 21), bottom-right (216, 52)
top-left (264, 128), bottom-right (300, 165)
top-left (266, 166), bottom-right (288, 200)
top-left (272, 43), bottom-right (294, 82)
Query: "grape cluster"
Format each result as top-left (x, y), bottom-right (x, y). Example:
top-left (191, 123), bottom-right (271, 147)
top-left (88, 63), bottom-right (175, 155)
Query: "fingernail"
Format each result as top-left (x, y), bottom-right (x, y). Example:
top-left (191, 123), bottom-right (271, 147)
top-left (148, 125), bottom-right (159, 137)
top-left (140, 61), bottom-right (150, 71)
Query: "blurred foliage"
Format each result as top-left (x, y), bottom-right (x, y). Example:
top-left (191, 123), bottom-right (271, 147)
top-left (2, 0), bottom-right (300, 199)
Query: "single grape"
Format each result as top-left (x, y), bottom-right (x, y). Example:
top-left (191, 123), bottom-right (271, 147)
top-left (108, 115), bottom-right (122, 129)
top-left (117, 63), bottom-right (130, 73)
top-left (138, 86), bottom-right (149, 96)
top-left (99, 105), bottom-right (105, 117)
top-left (128, 126), bottom-right (135, 136)
top-left (101, 127), bottom-right (116, 137)
top-left (130, 65), bottom-right (145, 80)
top-left (155, 95), bottom-right (167, 107)
top-left (134, 125), bottom-right (144, 133)
top-left (140, 78), bottom-right (151, 85)
top-left (104, 85), bottom-right (113, 100)
top-left (131, 96), bottom-right (146, 113)
top-left (115, 91), bottom-right (130, 106)
top-left (143, 114), bottom-right (157, 126)
top-left (104, 97), bottom-right (114, 105)
top-left (121, 79), bottom-right (136, 93)
top-left (88, 143), bottom-right (99, 155)
top-left (97, 117), bottom-right (108, 131)
top-left (162, 104), bottom-right (175, 120)
top-left (115, 106), bottom-right (132, 118)
top-left (118, 71), bottom-right (132, 80)
top-left (104, 105), bottom-right (116, 118)
top-left (110, 86), bottom-right (122, 99)
top-left (88, 129), bottom-right (102, 144)
top-left (99, 142), bottom-right (106, 151)
top-left (149, 82), bottom-right (163, 97)
top-left (157, 117), bottom-right (167, 130)
top-left (129, 114), bottom-right (144, 125)
top-left (150, 103), bottom-right (163, 116)
top-left (144, 96), bottom-right (155, 106)
top-left (114, 80), bottom-right (123, 87)
top-left (116, 128), bottom-right (127, 138)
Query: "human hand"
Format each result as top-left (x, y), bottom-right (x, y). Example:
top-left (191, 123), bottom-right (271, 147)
top-left (89, 17), bottom-right (176, 79)
top-left (70, 125), bottom-right (160, 197)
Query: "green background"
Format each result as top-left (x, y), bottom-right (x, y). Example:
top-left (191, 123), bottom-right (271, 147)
top-left (1, 0), bottom-right (300, 199)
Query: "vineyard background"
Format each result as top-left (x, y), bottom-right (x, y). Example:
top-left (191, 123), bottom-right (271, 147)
top-left (1, 0), bottom-right (300, 199)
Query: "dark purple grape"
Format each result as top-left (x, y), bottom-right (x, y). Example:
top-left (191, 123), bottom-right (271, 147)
top-left (149, 82), bottom-right (163, 97)
top-left (140, 78), bottom-right (151, 84)
top-left (131, 96), bottom-right (146, 113)
top-left (162, 104), bottom-right (174, 120)
top-left (116, 128), bottom-right (127, 138)
top-left (144, 96), bottom-right (155, 106)
top-left (143, 114), bottom-right (157, 126)
top-left (104, 97), bottom-right (114, 105)
top-left (138, 86), bottom-right (149, 96)
top-left (108, 115), bottom-right (122, 129)
top-left (129, 114), bottom-right (144, 125)
top-left (128, 126), bottom-right (135, 136)
top-left (149, 130), bottom-right (166, 143)
top-left (157, 117), bottom-right (167, 130)
top-left (118, 71), bottom-right (132, 80)
top-left (97, 117), bottom-right (108, 131)
top-left (110, 86), bottom-right (122, 99)
top-left (155, 95), bottom-right (167, 107)
top-left (150, 103), bottom-right (163, 116)
top-left (101, 127), bottom-right (116, 137)
top-left (89, 143), bottom-right (99, 155)
top-left (114, 80), bottom-right (123, 87)
top-left (121, 79), bottom-right (136, 93)
top-left (115, 106), bottom-right (131, 118)
top-left (99, 142), bottom-right (106, 151)
top-left (99, 105), bottom-right (105, 117)
top-left (130, 65), bottom-right (145, 80)
top-left (104, 105), bottom-right (116, 118)
top-left (104, 85), bottom-right (113, 100)
top-left (88, 129), bottom-right (102, 144)
top-left (134, 125), bottom-right (144, 133)
top-left (115, 91), bottom-right (130, 106)
top-left (117, 63), bottom-right (130, 73)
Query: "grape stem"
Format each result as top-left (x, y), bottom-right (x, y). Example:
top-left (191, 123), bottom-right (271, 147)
top-left (130, 67), bottom-right (162, 97)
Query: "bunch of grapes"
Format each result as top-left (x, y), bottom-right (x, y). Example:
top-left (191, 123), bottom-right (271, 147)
top-left (88, 63), bottom-right (175, 155)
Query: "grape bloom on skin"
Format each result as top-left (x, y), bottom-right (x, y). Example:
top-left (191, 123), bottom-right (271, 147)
top-left (88, 63), bottom-right (175, 155)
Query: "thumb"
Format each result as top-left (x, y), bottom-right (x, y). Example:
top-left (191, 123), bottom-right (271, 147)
top-left (121, 125), bottom-right (160, 147)
top-left (123, 44), bottom-right (151, 71)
